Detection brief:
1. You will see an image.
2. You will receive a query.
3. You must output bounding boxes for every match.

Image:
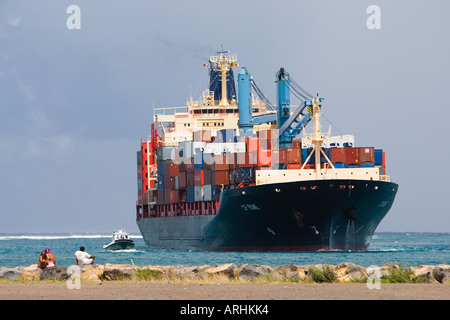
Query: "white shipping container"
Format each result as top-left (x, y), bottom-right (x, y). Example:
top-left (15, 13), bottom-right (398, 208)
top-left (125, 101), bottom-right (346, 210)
top-left (203, 185), bottom-right (212, 201)
top-left (194, 185), bottom-right (203, 202)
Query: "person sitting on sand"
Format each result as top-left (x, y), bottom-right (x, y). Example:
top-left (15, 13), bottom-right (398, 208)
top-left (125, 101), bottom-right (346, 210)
top-left (75, 246), bottom-right (95, 266)
top-left (37, 250), bottom-right (48, 269)
top-left (45, 248), bottom-right (56, 268)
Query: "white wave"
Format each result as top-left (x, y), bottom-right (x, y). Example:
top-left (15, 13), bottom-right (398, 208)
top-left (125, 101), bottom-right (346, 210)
top-left (0, 234), bottom-right (123, 240)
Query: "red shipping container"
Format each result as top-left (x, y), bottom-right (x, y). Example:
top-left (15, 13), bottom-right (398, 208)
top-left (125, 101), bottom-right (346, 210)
top-left (292, 139), bottom-right (301, 148)
top-left (345, 147), bottom-right (360, 164)
top-left (213, 170), bottom-right (230, 185)
top-left (185, 163), bottom-right (194, 172)
top-left (186, 172), bottom-right (194, 186)
top-left (359, 147), bottom-right (374, 163)
top-left (204, 170), bottom-right (212, 185)
top-left (285, 148), bottom-right (301, 164)
top-left (179, 172), bottom-right (187, 188)
top-left (169, 163), bottom-right (179, 177)
top-left (212, 154), bottom-right (229, 171)
top-left (164, 190), bottom-right (170, 204)
top-left (331, 148), bottom-right (347, 163)
top-left (170, 190), bottom-right (180, 203)
top-left (287, 164), bottom-right (302, 169)
top-left (194, 169), bottom-right (204, 186)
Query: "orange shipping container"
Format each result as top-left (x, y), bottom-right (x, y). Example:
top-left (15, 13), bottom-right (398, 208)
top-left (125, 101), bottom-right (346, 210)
top-left (239, 137), bottom-right (260, 152)
top-left (213, 170), bottom-right (230, 185)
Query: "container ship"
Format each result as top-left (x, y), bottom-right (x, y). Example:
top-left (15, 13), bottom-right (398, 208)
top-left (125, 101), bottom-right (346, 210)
top-left (136, 49), bottom-right (398, 251)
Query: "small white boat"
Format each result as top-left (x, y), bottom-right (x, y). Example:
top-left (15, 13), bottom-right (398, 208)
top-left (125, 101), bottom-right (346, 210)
top-left (103, 229), bottom-right (135, 250)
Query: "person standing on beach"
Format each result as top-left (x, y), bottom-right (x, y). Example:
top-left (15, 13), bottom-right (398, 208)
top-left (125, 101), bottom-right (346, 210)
top-left (75, 246), bottom-right (95, 266)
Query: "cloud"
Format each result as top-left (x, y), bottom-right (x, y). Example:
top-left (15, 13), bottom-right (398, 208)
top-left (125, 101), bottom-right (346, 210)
top-left (7, 16), bottom-right (21, 27)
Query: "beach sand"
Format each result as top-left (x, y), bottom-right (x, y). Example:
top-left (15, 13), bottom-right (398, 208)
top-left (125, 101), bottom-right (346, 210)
top-left (0, 281), bottom-right (449, 300)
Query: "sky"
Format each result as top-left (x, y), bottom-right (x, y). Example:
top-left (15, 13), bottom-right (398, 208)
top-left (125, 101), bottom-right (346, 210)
top-left (0, 0), bottom-right (449, 234)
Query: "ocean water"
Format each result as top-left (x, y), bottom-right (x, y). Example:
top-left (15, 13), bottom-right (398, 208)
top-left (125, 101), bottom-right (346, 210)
top-left (0, 232), bottom-right (449, 269)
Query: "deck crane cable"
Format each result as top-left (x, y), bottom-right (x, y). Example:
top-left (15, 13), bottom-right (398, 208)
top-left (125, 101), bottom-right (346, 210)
top-left (290, 77), bottom-right (314, 99)
top-left (250, 78), bottom-right (277, 111)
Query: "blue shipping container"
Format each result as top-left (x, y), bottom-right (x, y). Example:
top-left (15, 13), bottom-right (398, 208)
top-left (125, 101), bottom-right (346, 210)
top-left (157, 176), bottom-right (164, 190)
top-left (187, 186), bottom-right (195, 203)
top-left (234, 167), bottom-right (254, 184)
top-left (333, 162), bottom-right (347, 168)
top-left (216, 129), bottom-right (237, 143)
top-left (374, 149), bottom-right (383, 165)
top-left (302, 148), bottom-right (331, 164)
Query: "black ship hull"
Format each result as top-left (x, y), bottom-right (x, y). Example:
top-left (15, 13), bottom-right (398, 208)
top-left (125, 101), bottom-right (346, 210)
top-left (137, 179), bottom-right (398, 251)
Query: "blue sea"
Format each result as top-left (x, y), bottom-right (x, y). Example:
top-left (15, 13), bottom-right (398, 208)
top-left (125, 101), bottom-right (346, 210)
top-left (0, 232), bottom-right (449, 269)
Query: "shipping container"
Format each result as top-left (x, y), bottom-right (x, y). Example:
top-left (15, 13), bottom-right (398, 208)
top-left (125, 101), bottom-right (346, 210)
top-left (286, 163), bottom-right (302, 169)
top-left (255, 149), bottom-right (272, 167)
top-left (169, 163), bottom-right (179, 177)
top-left (203, 185), bottom-right (212, 201)
top-left (212, 170), bottom-right (230, 185)
top-left (157, 176), bottom-right (164, 190)
top-left (157, 146), bottom-right (176, 161)
top-left (302, 148), bottom-right (332, 164)
top-left (187, 186), bottom-right (195, 203)
top-left (194, 169), bottom-right (204, 186)
top-left (204, 169), bottom-right (212, 185)
top-left (170, 190), bottom-right (180, 203)
top-left (333, 162), bottom-right (347, 168)
top-left (374, 149), bottom-right (383, 165)
top-left (284, 147), bottom-right (301, 164)
top-left (164, 190), bottom-right (170, 205)
top-left (211, 154), bottom-right (229, 171)
top-left (157, 190), bottom-right (165, 205)
top-left (234, 167), bottom-right (255, 184)
top-left (236, 152), bottom-right (256, 167)
top-left (359, 147), bottom-right (375, 163)
top-left (186, 172), bottom-right (194, 186)
top-left (216, 129), bottom-right (237, 142)
top-left (179, 172), bottom-right (187, 188)
top-left (361, 162), bottom-right (375, 167)
top-left (172, 176), bottom-right (179, 190)
top-left (239, 137), bottom-right (260, 152)
top-left (194, 185), bottom-right (203, 202)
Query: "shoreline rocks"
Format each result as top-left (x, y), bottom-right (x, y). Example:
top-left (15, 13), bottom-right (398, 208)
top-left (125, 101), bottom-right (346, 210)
top-left (2, 262), bottom-right (449, 284)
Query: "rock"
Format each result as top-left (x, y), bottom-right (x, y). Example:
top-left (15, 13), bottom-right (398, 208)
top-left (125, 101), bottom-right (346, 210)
top-left (0, 267), bottom-right (22, 280)
top-left (238, 264), bottom-right (274, 280)
top-left (40, 266), bottom-right (69, 281)
top-left (413, 265), bottom-right (438, 283)
top-left (21, 264), bottom-right (43, 281)
top-left (335, 262), bottom-right (368, 283)
top-left (433, 265), bottom-right (450, 284)
top-left (80, 265), bottom-right (104, 281)
top-left (205, 263), bottom-right (238, 278)
top-left (275, 264), bottom-right (301, 280)
top-left (176, 265), bottom-right (210, 280)
top-left (103, 264), bottom-right (135, 281)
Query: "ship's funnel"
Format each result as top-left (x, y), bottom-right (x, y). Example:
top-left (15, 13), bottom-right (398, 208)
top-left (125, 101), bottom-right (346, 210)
top-left (238, 67), bottom-right (253, 137)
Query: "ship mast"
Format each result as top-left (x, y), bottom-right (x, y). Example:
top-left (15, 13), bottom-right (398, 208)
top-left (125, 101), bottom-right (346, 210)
top-left (210, 48), bottom-right (237, 106)
top-left (310, 97), bottom-right (323, 179)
